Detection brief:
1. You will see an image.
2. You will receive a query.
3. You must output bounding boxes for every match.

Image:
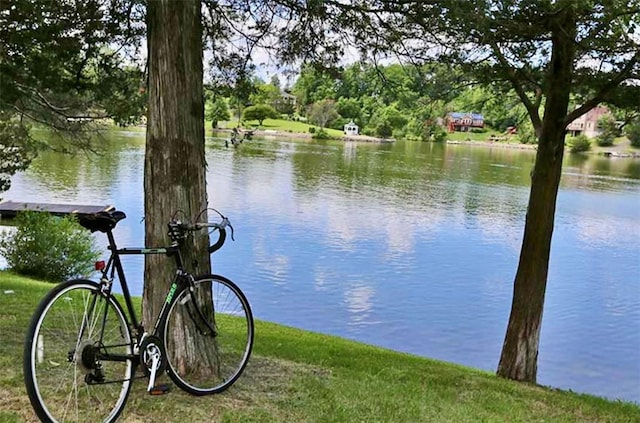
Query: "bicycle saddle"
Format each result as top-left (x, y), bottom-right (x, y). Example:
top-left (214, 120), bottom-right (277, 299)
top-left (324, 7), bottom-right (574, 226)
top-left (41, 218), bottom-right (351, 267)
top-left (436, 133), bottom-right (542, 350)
top-left (78, 210), bottom-right (127, 233)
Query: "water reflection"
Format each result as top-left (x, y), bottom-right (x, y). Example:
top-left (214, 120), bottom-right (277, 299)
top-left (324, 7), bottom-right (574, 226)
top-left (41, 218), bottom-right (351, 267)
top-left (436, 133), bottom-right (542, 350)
top-left (3, 132), bottom-right (639, 404)
top-left (344, 283), bottom-right (376, 326)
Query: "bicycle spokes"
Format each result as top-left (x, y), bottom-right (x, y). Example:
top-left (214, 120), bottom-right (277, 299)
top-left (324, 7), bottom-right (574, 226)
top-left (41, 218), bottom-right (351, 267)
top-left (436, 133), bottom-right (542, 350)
top-left (24, 281), bottom-right (134, 423)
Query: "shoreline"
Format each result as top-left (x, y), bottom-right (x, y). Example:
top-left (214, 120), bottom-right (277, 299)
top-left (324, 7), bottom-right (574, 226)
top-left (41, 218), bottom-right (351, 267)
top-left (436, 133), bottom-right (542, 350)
top-left (447, 138), bottom-right (640, 158)
top-left (446, 139), bottom-right (537, 150)
top-left (214, 127), bottom-right (639, 157)
top-left (215, 127), bottom-right (395, 143)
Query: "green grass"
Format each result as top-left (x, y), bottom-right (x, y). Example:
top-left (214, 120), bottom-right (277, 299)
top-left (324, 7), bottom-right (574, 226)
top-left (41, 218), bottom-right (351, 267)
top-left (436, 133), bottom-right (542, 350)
top-left (216, 118), bottom-right (346, 138)
top-left (2, 271), bottom-right (638, 422)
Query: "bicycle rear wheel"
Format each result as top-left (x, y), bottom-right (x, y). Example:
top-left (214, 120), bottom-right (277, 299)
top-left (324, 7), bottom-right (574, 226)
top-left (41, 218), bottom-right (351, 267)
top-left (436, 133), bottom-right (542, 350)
top-left (164, 274), bottom-right (254, 395)
top-left (24, 280), bottom-right (134, 423)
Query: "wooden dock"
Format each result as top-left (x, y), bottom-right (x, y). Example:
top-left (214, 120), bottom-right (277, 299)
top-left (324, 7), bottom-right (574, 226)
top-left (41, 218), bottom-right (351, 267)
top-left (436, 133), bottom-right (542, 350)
top-left (0, 201), bottom-right (115, 219)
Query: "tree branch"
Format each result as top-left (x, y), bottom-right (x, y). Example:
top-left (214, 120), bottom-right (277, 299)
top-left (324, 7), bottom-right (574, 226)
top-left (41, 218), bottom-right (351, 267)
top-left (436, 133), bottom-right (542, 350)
top-left (489, 42), bottom-right (542, 130)
top-left (565, 52), bottom-right (640, 124)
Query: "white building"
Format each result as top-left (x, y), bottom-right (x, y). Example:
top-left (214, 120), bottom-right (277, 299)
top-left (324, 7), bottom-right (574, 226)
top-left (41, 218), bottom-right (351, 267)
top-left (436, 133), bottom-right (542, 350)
top-left (344, 121), bottom-right (359, 135)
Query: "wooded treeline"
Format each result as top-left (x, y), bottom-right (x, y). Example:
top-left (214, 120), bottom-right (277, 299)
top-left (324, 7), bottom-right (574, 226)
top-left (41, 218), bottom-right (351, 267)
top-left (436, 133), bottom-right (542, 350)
top-left (211, 62), bottom-right (541, 140)
top-left (210, 61), bottom-right (640, 144)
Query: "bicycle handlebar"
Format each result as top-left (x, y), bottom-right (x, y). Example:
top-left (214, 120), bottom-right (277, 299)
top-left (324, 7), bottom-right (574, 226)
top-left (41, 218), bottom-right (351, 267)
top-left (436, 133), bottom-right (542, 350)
top-left (168, 213), bottom-right (234, 254)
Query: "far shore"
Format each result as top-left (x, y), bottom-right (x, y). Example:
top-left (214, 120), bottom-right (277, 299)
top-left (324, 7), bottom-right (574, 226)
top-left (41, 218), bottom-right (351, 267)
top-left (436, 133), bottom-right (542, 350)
top-left (212, 127), bottom-right (639, 158)
top-left (447, 137), bottom-right (640, 158)
top-left (214, 127), bottom-right (395, 143)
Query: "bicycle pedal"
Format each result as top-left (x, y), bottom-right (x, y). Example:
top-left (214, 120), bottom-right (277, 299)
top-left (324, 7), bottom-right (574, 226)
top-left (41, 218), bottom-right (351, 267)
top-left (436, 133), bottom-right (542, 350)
top-left (149, 384), bottom-right (171, 396)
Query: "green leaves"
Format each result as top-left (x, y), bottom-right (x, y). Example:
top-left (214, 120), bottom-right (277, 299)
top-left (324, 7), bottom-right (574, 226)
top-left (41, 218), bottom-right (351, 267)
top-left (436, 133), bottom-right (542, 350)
top-left (0, 211), bottom-right (100, 282)
top-left (243, 104), bottom-right (279, 125)
top-left (0, 112), bottom-right (39, 194)
top-left (0, 0), bottom-right (146, 129)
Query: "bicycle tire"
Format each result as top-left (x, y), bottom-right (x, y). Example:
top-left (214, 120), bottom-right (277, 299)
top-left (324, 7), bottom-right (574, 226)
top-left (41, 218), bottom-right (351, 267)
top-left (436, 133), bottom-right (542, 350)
top-left (164, 274), bottom-right (254, 395)
top-left (24, 280), bottom-right (134, 423)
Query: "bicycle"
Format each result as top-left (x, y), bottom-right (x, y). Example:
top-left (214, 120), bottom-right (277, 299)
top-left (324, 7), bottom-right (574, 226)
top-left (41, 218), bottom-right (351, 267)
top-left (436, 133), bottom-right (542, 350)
top-left (23, 208), bottom-right (254, 423)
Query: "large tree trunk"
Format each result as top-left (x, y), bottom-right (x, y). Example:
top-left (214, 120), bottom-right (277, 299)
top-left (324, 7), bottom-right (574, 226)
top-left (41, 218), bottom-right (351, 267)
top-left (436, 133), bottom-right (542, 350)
top-left (143, 0), bottom-right (210, 327)
top-left (496, 11), bottom-right (577, 383)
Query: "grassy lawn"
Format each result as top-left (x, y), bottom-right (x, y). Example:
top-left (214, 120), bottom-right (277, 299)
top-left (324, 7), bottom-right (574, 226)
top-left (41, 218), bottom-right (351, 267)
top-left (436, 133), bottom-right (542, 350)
top-left (3, 271), bottom-right (638, 422)
top-left (215, 118), bottom-right (348, 139)
top-left (445, 130), bottom-right (497, 142)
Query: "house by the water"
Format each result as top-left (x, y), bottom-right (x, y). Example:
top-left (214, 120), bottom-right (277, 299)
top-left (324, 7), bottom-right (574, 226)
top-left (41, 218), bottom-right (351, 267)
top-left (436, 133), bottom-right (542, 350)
top-left (566, 105), bottom-right (612, 139)
top-left (446, 112), bottom-right (485, 132)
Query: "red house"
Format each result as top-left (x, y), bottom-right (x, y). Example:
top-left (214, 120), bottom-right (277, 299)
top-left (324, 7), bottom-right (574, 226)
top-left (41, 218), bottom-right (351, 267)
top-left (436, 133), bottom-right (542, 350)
top-left (446, 112), bottom-right (485, 132)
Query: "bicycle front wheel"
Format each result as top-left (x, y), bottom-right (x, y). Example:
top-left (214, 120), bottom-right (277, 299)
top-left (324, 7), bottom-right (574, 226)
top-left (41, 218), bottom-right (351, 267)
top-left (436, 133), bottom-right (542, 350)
top-left (164, 274), bottom-right (254, 395)
top-left (24, 280), bottom-right (134, 423)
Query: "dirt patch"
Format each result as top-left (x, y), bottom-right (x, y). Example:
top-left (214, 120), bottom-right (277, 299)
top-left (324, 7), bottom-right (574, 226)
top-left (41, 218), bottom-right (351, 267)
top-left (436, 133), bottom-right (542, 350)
top-left (0, 386), bottom-right (38, 423)
top-left (2, 355), bottom-right (331, 423)
top-left (118, 355), bottom-right (331, 422)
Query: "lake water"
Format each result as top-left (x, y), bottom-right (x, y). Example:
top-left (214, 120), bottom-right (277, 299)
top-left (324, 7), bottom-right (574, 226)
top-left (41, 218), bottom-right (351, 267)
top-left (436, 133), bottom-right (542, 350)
top-left (3, 130), bottom-right (640, 403)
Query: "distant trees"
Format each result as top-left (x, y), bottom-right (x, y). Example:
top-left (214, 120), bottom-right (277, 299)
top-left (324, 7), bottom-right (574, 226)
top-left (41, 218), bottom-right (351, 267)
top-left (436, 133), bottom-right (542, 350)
top-left (335, 98), bottom-right (361, 124)
top-left (243, 104), bottom-right (279, 125)
top-left (369, 105), bottom-right (408, 136)
top-left (308, 100), bottom-right (339, 129)
top-left (205, 96), bottom-right (230, 129)
top-left (595, 115), bottom-right (618, 147)
top-left (292, 62), bottom-right (466, 137)
top-left (292, 65), bottom-right (337, 107)
top-left (250, 83), bottom-right (281, 107)
top-left (627, 121), bottom-right (640, 148)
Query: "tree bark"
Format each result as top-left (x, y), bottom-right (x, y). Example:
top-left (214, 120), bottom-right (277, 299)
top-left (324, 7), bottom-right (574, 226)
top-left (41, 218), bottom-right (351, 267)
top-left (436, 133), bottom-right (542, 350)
top-left (496, 9), bottom-right (577, 383)
top-left (143, 0), bottom-right (210, 327)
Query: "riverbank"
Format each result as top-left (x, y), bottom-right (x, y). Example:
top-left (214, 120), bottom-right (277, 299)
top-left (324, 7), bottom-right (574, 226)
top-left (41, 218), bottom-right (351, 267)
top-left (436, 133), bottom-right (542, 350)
top-left (215, 126), bottom-right (638, 155)
top-left (446, 138), bottom-right (640, 159)
top-left (448, 137), bottom-right (640, 157)
top-left (1, 272), bottom-right (638, 422)
top-left (216, 127), bottom-right (394, 143)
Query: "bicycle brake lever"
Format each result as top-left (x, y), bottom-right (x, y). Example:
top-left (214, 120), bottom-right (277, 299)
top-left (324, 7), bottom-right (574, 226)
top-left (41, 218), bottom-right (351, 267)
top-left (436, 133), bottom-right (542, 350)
top-left (230, 223), bottom-right (235, 241)
top-left (222, 217), bottom-right (235, 241)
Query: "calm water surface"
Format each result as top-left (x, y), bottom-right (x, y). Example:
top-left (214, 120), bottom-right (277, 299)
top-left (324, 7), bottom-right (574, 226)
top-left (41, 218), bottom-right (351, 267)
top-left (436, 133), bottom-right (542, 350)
top-left (3, 131), bottom-right (640, 403)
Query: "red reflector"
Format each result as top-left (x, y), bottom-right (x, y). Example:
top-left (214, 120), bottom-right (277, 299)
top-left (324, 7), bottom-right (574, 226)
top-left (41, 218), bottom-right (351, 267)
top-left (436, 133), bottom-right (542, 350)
top-left (95, 261), bottom-right (106, 271)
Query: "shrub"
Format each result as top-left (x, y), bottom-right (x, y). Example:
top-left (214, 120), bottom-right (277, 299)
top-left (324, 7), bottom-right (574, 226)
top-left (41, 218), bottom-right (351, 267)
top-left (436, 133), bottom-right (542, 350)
top-left (308, 126), bottom-right (316, 134)
top-left (595, 115), bottom-right (617, 147)
top-left (626, 121), bottom-right (640, 148)
top-left (567, 135), bottom-right (591, 153)
top-left (422, 122), bottom-right (447, 142)
top-left (0, 211), bottom-right (100, 282)
top-left (312, 128), bottom-right (331, 139)
top-left (376, 122), bottom-right (393, 138)
top-left (329, 117), bottom-right (349, 131)
top-left (518, 124), bottom-right (538, 144)
top-left (242, 104), bottom-right (279, 125)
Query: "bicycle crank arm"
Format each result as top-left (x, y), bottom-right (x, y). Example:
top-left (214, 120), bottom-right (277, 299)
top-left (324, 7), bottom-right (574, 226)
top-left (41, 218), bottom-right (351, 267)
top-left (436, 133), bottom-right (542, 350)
top-left (147, 352), bottom-right (160, 392)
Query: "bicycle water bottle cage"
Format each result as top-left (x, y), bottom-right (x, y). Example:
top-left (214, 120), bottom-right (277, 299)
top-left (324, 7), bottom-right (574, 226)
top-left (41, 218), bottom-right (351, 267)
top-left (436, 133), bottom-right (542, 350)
top-left (78, 211), bottom-right (127, 233)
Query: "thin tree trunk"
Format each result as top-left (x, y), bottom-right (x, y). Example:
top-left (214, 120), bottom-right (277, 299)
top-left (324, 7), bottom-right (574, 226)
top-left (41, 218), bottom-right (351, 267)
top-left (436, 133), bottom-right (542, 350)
top-left (497, 9), bottom-right (577, 383)
top-left (143, 0), bottom-right (209, 327)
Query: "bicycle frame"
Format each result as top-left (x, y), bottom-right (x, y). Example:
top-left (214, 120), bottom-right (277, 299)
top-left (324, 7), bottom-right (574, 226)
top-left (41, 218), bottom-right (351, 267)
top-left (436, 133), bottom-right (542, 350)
top-left (96, 230), bottom-right (189, 357)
